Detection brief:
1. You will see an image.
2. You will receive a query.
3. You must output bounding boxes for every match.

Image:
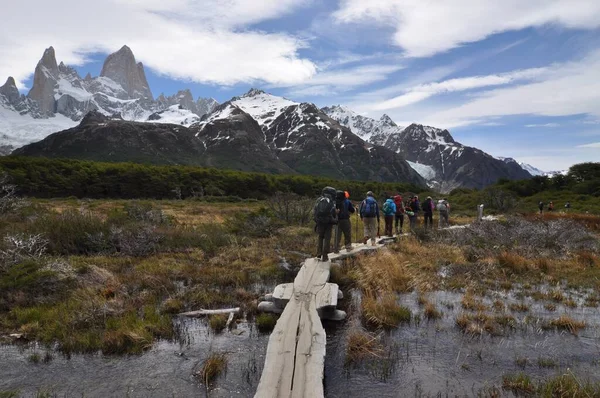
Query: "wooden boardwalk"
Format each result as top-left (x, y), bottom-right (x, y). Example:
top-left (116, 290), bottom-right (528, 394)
top-left (255, 243), bottom-right (385, 398)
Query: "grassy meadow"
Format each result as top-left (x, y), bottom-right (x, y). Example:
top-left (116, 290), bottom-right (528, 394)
top-left (1, 184), bottom-right (599, 395)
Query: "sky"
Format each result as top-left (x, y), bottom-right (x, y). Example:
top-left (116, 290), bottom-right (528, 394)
top-left (1, 0), bottom-right (600, 171)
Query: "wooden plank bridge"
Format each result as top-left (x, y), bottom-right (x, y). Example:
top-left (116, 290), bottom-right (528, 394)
top-left (255, 242), bottom-right (388, 398)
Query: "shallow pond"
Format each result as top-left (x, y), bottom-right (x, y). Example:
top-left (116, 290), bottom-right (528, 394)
top-left (1, 288), bottom-right (599, 397)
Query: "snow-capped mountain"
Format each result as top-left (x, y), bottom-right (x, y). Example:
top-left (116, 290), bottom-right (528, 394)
top-left (327, 110), bottom-right (532, 191)
top-left (498, 157), bottom-right (546, 177)
top-left (16, 89), bottom-right (426, 185)
top-left (518, 162), bottom-right (545, 177)
top-left (0, 46), bottom-right (218, 153)
top-left (196, 89), bottom-right (426, 184)
top-left (322, 105), bottom-right (404, 147)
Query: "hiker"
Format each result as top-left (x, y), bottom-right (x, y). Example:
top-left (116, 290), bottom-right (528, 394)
top-left (359, 191), bottom-right (380, 246)
top-left (406, 201), bottom-right (416, 230)
top-left (437, 198), bottom-right (450, 228)
top-left (393, 194), bottom-right (405, 234)
top-left (538, 201), bottom-right (544, 214)
top-left (565, 202), bottom-right (571, 211)
top-left (409, 196), bottom-right (420, 229)
top-left (548, 201), bottom-right (554, 212)
top-left (422, 196), bottom-right (434, 228)
top-left (313, 186), bottom-right (338, 261)
top-left (382, 196), bottom-right (396, 237)
top-left (334, 190), bottom-right (355, 253)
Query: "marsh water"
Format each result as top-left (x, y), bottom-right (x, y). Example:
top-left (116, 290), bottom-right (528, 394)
top-left (2, 288), bottom-right (599, 397)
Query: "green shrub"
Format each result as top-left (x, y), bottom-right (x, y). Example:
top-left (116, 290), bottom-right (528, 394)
top-left (208, 314), bottom-right (228, 333)
top-left (32, 210), bottom-right (111, 255)
top-left (255, 313), bottom-right (278, 332)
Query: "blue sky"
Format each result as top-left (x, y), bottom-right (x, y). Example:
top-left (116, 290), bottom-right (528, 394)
top-left (2, 0), bottom-right (600, 170)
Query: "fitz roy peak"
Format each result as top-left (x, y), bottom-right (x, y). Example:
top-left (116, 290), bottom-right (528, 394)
top-left (99, 45), bottom-right (153, 100)
top-left (0, 45), bottom-right (219, 153)
top-left (323, 105), bottom-right (532, 191)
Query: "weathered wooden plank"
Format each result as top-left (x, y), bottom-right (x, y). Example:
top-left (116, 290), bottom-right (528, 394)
top-left (293, 258), bottom-right (330, 293)
top-left (178, 307), bottom-right (240, 317)
top-left (290, 298), bottom-right (326, 398)
top-left (254, 298), bottom-right (302, 398)
top-left (315, 283), bottom-right (338, 310)
top-left (272, 283), bottom-right (338, 310)
top-left (272, 283), bottom-right (295, 308)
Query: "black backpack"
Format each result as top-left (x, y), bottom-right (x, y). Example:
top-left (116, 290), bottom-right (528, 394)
top-left (314, 187), bottom-right (336, 224)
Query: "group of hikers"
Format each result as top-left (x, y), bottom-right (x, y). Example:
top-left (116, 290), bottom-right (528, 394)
top-left (313, 187), bottom-right (450, 261)
top-left (538, 201), bottom-right (571, 214)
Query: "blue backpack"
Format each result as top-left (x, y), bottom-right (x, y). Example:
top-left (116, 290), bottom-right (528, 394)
top-left (361, 197), bottom-right (377, 217)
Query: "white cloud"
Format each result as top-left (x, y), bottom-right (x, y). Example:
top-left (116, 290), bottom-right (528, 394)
top-left (425, 49), bottom-right (600, 127)
top-left (370, 67), bottom-right (547, 111)
top-left (279, 63), bottom-right (404, 97)
top-left (334, 0), bottom-right (600, 57)
top-left (0, 0), bottom-right (316, 89)
top-left (525, 123), bottom-right (560, 128)
top-left (577, 142), bottom-right (600, 148)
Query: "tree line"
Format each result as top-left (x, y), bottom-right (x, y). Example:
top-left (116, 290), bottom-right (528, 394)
top-left (0, 157), bottom-right (421, 200)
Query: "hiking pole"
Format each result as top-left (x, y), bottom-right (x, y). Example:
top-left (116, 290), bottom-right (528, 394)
top-left (334, 222), bottom-right (339, 253)
top-left (355, 207), bottom-right (359, 245)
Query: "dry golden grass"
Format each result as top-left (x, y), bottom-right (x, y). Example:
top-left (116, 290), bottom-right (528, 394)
top-left (543, 315), bottom-right (586, 335)
top-left (352, 251), bottom-right (414, 294)
top-left (456, 312), bottom-right (515, 336)
top-left (508, 302), bottom-right (530, 313)
top-left (424, 302), bottom-right (442, 320)
top-left (197, 352), bottom-right (227, 385)
top-left (345, 329), bottom-right (383, 364)
top-left (461, 291), bottom-right (489, 311)
top-left (497, 252), bottom-right (532, 274)
top-left (362, 292), bottom-right (411, 329)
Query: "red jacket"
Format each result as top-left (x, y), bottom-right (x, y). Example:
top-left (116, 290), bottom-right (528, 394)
top-left (393, 195), bottom-right (405, 214)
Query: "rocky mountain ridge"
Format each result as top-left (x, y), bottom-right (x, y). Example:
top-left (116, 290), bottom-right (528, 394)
top-left (0, 46), bottom-right (219, 152)
top-left (15, 90), bottom-right (426, 186)
top-left (325, 108), bottom-right (533, 191)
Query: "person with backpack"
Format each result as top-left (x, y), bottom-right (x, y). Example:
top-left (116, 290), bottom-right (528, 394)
top-left (422, 196), bottom-right (434, 228)
top-left (313, 186), bottom-right (338, 261)
top-left (334, 190), bottom-right (355, 253)
top-left (359, 191), bottom-right (379, 246)
top-left (409, 196), bottom-right (419, 230)
top-left (548, 201), bottom-right (554, 212)
top-left (393, 194), bottom-right (405, 234)
top-left (538, 201), bottom-right (544, 214)
top-left (437, 198), bottom-right (450, 228)
top-left (382, 196), bottom-right (397, 237)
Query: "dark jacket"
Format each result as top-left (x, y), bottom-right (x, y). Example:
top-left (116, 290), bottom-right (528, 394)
top-left (338, 198), bottom-right (355, 220)
top-left (410, 200), bottom-right (420, 214)
top-left (422, 198), bottom-right (433, 214)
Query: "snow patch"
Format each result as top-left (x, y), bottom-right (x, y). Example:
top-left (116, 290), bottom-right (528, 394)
top-left (407, 161), bottom-right (436, 180)
top-left (0, 104), bottom-right (77, 148)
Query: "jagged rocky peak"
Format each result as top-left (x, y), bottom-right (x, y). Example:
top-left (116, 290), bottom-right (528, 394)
top-left (244, 88), bottom-right (266, 97)
top-left (39, 46), bottom-right (59, 76)
top-left (380, 114), bottom-right (396, 126)
top-left (100, 45), bottom-right (153, 100)
top-left (28, 46), bottom-right (61, 114)
top-left (0, 76), bottom-right (20, 104)
top-left (84, 72), bottom-right (92, 82)
top-left (404, 123), bottom-right (455, 144)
